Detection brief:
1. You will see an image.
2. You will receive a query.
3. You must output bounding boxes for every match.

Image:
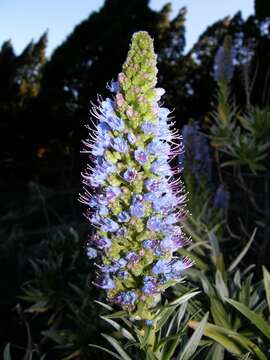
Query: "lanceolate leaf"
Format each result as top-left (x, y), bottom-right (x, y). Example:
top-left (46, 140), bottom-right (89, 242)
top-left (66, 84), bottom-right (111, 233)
top-left (228, 229), bottom-right (257, 272)
top-left (188, 321), bottom-right (267, 359)
top-left (179, 312), bottom-right (209, 360)
top-left (226, 299), bottom-right (270, 339)
top-left (262, 266), bottom-right (270, 312)
top-left (101, 334), bottom-right (133, 360)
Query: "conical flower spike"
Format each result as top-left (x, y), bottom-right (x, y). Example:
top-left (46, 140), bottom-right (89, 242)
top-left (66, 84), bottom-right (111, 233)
top-left (80, 31), bottom-right (192, 320)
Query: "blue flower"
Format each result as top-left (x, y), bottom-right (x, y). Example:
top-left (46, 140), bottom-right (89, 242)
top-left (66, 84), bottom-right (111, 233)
top-left (101, 98), bottom-right (115, 117)
top-left (142, 276), bottom-right (158, 295)
top-left (132, 194), bottom-right (144, 203)
top-left (160, 235), bottom-right (183, 252)
top-left (123, 167), bottom-right (137, 182)
top-left (106, 115), bottom-right (125, 131)
top-left (95, 275), bottom-right (115, 289)
top-left (130, 202), bottom-right (145, 218)
top-left (116, 227), bottom-right (127, 237)
top-left (147, 139), bottom-right (169, 155)
top-left (107, 80), bottom-right (120, 93)
top-left (144, 192), bottom-right (158, 203)
top-left (127, 132), bottom-right (136, 144)
top-left (142, 239), bottom-right (158, 250)
top-left (118, 271), bottom-right (129, 279)
top-left (105, 186), bottom-right (121, 202)
top-left (141, 121), bottom-right (156, 134)
top-left (95, 237), bottom-right (112, 249)
top-left (152, 259), bottom-right (171, 274)
top-left (99, 205), bottom-right (109, 216)
top-left (158, 107), bottom-right (170, 120)
top-left (147, 216), bottom-right (163, 232)
top-left (111, 137), bottom-right (128, 153)
top-left (116, 258), bottom-right (128, 268)
top-left (86, 247), bottom-right (98, 259)
top-left (101, 218), bottom-right (119, 232)
top-left (134, 148), bottom-right (148, 165)
top-left (118, 211), bottom-right (130, 223)
top-left (150, 159), bottom-right (171, 177)
top-left (115, 291), bottom-right (138, 306)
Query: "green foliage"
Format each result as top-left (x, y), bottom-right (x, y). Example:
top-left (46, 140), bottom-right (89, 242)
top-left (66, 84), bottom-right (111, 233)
top-left (90, 291), bottom-right (206, 360)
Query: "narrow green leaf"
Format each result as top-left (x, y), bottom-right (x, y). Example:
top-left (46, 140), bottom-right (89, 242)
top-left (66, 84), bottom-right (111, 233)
top-left (215, 271), bottom-right (229, 301)
top-left (165, 291), bottom-right (200, 308)
top-left (229, 229), bottom-right (257, 272)
top-left (262, 266), bottom-right (270, 312)
top-left (226, 299), bottom-right (270, 339)
top-left (105, 310), bottom-right (128, 319)
top-left (179, 312), bottom-right (209, 360)
top-left (204, 344), bottom-right (224, 360)
top-left (94, 300), bottom-right (113, 311)
top-left (89, 344), bottom-right (123, 360)
top-left (100, 316), bottom-right (135, 341)
top-left (188, 321), bottom-right (244, 356)
top-left (101, 333), bottom-right (132, 360)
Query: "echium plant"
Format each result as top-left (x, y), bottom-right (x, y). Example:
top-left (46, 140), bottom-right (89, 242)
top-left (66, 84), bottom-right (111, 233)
top-left (79, 31), bottom-right (192, 321)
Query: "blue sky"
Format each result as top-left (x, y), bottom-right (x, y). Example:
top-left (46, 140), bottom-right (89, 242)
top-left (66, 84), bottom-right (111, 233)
top-left (1, 0), bottom-right (253, 56)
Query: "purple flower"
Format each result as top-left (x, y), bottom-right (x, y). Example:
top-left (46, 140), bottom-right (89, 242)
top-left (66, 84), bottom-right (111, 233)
top-left (134, 148), bottom-right (148, 165)
top-left (95, 236), bottom-right (112, 249)
top-left (115, 291), bottom-right (138, 306)
top-left (130, 202), bottom-right (145, 218)
top-left (147, 216), bottom-right (163, 232)
top-left (160, 235), bottom-right (183, 252)
top-left (118, 211), bottom-right (130, 223)
top-left (142, 276), bottom-right (158, 295)
top-left (116, 227), bottom-right (127, 237)
top-left (126, 251), bottom-right (140, 263)
top-left (95, 275), bottom-right (115, 289)
top-left (105, 186), bottom-right (121, 202)
top-left (142, 239), bottom-right (158, 250)
top-left (111, 137), bottom-right (128, 153)
top-left (123, 167), bottom-right (137, 182)
top-left (101, 218), bottom-right (119, 232)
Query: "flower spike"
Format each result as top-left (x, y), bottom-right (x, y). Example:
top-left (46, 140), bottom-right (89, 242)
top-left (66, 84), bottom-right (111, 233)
top-left (79, 31), bottom-right (192, 320)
